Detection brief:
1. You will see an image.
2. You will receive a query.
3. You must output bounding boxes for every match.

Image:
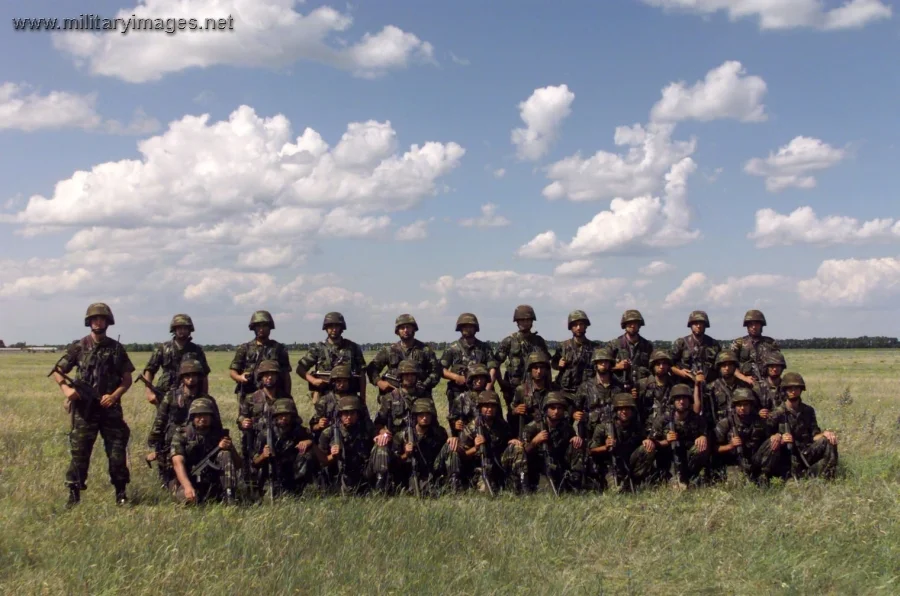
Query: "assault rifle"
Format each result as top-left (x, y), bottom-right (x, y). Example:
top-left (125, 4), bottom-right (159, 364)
top-left (331, 408), bottom-right (348, 496)
top-left (475, 411), bottom-right (495, 497)
top-left (406, 408), bottom-right (422, 498)
top-left (48, 363), bottom-right (100, 409)
top-left (190, 429), bottom-right (235, 502)
top-left (239, 382), bottom-right (255, 490)
top-left (539, 412), bottom-right (560, 498)
top-left (729, 407), bottom-right (749, 472)
top-left (670, 418), bottom-right (687, 484)
top-left (135, 374), bottom-right (165, 401)
top-left (265, 403), bottom-right (276, 502)
top-left (780, 409), bottom-right (810, 479)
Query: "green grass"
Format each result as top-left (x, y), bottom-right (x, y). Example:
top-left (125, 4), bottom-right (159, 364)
top-left (1, 349), bottom-right (899, 594)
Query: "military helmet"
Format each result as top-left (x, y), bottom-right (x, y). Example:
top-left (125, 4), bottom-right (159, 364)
top-left (670, 384), bottom-right (693, 400)
top-left (178, 359), bottom-right (205, 378)
top-left (591, 346), bottom-right (615, 363)
top-left (188, 398), bottom-right (216, 417)
top-left (322, 312), bottom-right (347, 331)
top-left (513, 304), bottom-right (537, 321)
top-left (272, 398), bottom-right (298, 416)
top-left (477, 390), bottom-right (502, 407)
top-left (338, 396), bottom-right (363, 412)
top-left (715, 351), bottom-right (739, 367)
top-left (781, 372), bottom-right (806, 389)
top-left (743, 309), bottom-right (767, 326)
top-left (649, 350), bottom-right (672, 364)
top-left (544, 392), bottom-right (570, 410)
top-left (169, 313), bottom-right (195, 333)
top-left (764, 352), bottom-right (787, 368)
top-left (455, 313), bottom-right (480, 332)
top-left (732, 388), bottom-right (758, 405)
top-left (255, 359), bottom-right (282, 379)
top-left (526, 351), bottom-right (551, 368)
top-left (567, 310), bottom-right (591, 329)
top-left (394, 313), bottom-right (418, 333)
top-left (613, 393), bottom-right (637, 409)
top-left (411, 399), bottom-right (437, 416)
top-left (249, 310), bottom-right (275, 330)
top-left (398, 360), bottom-right (419, 376)
top-left (330, 364), bottom-right (352, 380)
top-left (687, 310), bottom-right (710, 328)
top-left (467, 364), bottom-right (490, 382)
top-left (84, 302), bottom-right (115, 326)
top-left (620, 309), bottom-right (645, 329)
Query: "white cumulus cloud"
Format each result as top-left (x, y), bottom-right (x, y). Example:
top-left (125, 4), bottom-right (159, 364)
top-left (744, 136), bottom-right (846, 192)
top-left (663, 272), bottom-right (708, 309)
top-left (511, 84), bottom-right (575, 161)
top-left (459, 203), bottom-right (511, 228)
top-left (797, 256), bottom-right (900, 306)
top-left (650, 61), bottom-right (768, 123)
top-left (749, 206), bottom-right (900, 247)
top-left (553, 260), bottom-right (594, 277)
top-left (395, 219), bottom-right (431, 241)
top-left (640, 260), bottom-right (675, 276)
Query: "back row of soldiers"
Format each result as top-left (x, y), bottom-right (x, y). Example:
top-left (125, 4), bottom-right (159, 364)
top-left (50, 302), bottom-right (839, 505)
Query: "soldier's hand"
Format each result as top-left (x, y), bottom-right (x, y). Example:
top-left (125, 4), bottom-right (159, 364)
top-left (642, 439), bottom-right (656, 453)
top-left (453, 373), bottom-right (467, 385)
top-left (447, 437), bottom-right (460, 452)
top-left (695, 436), bottom-right (708, 453)
top-left (376, 380), bottom-right (394, 392)
top-left (183, 485), bottom-right (197, 503)
top-left (570, 436), bottom-right (583, 449)
top-left (770, 434), bottom-right (783, 450)
top-left (62, 385), bottom-right (80, 401)
top-left (404, 442), bottom-right (414, 454)
top-left (695, 372), bottom-right (706, 383)
top-left (314, 418), bottom-right (329, 431)
top-left (219, 437), bottom-right (232, 450)
top-left (666, 430), bottom-right (677, 443)
top-left (474, 435), bottom-right (485, 447)
top-left (310, 377), bottom-right (327, 388)
top-left (783, 433), bottom-right (794, 444)
top-left (146, 452), bottom-right (157, 462)
top-left (557, 359), bottom-right (567, 369)
top-left (533, 430), bottom-right (549, 445)
top-left (730, 436), bottom-right (743, 448)
top-left (509, 439), bottom-right (523, 448)
top-left (824, 430), bottom-right (838, 445)
top-left (375, 431), bottom-right (392, 447)
top-left (145, 388), bottom-right (158, 405)
top-left (297, 440), bottom-right (312, 454)
top-left (573, 411), bottom-right (584, 422)
top-left (239, 373), bottom-right (251, 383)
top-left (605, 436), bottom-right (616, 449)
top-left (631, 388), bottom-right (638, 398)
top-left (261, 445), bottom-right (272, 459)
top-left (241, 419), bottom-right (253, 430)
top-left (100, 393), bottom-right (117, 408)
top-left (330, 444), bottom-right (341, 457)
top-left (514, 404), bottom-right (527, 415)
top-left (759, 408), bottom-right (769, 419)
top-left (454, 420), bottom-right (465, 432)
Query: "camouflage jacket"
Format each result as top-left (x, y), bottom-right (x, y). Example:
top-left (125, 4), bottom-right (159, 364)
top-left (714, 411), bottom-right (774, 455)
top-left (708, 377), bottom-right (754, 422)
top-left (512, 379), bottom-right (562, 428)
top-left (148, 388), bottom-right (221, 448)
top-left (650, 410), bottom-right (708, 445)
top-left (769, 402), bottom-right (822, 448)
top-left (238, 389), bottom-right (296, 429)
top-left (607, 334), bottom-right (654, 389)
top-left (551, 337), bottom-right (598, 393)
top-left (310, 390), bottom-right (374, 444)
top-left (171, 424), bottom-right (229, 481)
top-left (574, 376), bottom-right (624, 433)
top-left (523, 418), bottom-right (576, 465)
top-left (671, 334), bottom-right (721, 383)
top-left (755, 377), bottom-right (787, 411)
top-left (460, 417), bottom-right (513, 463)
top-left (229, 339), bottom-right (292, 394)
top-left (295, 338), bottom-right (366, 377)
top-left (448, 390), bottom-right (478, 430)
top-left (440, 338), bottom-right (498, 398)
top-left (251, 422), bottom-right (314, 470)
top-left (638, 375), bottom-right (678, 426)
top-left (730, 335), bottom-right (780, 378)
top-left (319, 421), bottom-right (374, 474)
top-left (366, 340), bottom-right (442, 397)
top-left (495, 331), bottom-right (549, 389)
top-left (58, 335), bottom-right (135, 406)
top-left (374, 388), bottom-right (434, 436)
top-left (143, 338), bottom-right (210, 394)
top-left (393, 423), bottom-right (449, 471)
top-left (589, 416), bottom-right (646, 454)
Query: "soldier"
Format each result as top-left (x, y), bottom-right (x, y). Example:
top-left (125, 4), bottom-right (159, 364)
top-left (551, 310), bottom-right (597, 394)
top-left (448, 364), bottom-right (490, 437)
top-left (140, 314), bottom-right (210, 405)
top-left (573, 347), bottom-right (626, 442)
top-left (229, 310), bottom-right (292, 405)
top-left (755, 351), bottom-right (787, 419)
top-left (317, 396), bottom-right (376, 494)
top-left (170, 398), bottom-right (239, 504)
top-left (251, 398), bottom-right (318, 498)
top-left (609, 310), bottom-right (654, 393)
top-left (707, 351), bottom-right (753, 425)
top-left (50, 302), bottom-right (134, 506)
top-left (714, 388), bottom-right (787, 484)
top-left (731, 310), bottom-right (781, 385)
top-left (650, 384), bottom-right (709, 486)
top-left (440, 313), bottom-right (497, 414)
top-left (638, 350), bottom-right (683, 428)
top-left (494, 305), bottom-right (549, 417)
top-left (671, 310), bottom-right (722, 390)
top-left (394, 399), bottom-right (450, 496)
top-left (295, 312), bottom-right (367, 406)
top-left (309, 364), bottom-right (373, 446)
top-left (366, 314), bottom-right (442, 403)
top-left (588, 393), bottom-right (658, 492)
top-left (513, 393), bottom-right (585, 493)
top-left (510, 351), bottom-right (559, 432)
top-left (770, 372), bottom-right (839, 479)
top-left (146, 359), bottom-right (222, 488)
top-left (456, 390), bottom-right (517, 494)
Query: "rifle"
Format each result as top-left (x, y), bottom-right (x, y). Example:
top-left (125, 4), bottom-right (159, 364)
top-left (265, 402), bottom-right (276, 502)
top-left (239, 382), bottom-right (255, 488)
top-left (729, 408), bottom-right (749, 472)
top-left (406, 409), bottom-right (422, 498)
top-left (48, 363), bottom-right (101, 409)
top-left (606, 412), bottom-right (635, 493)
top-left (135, 374), bottom-right (165, 401)
top-left (539, 412), bottom-right (560, 497)
top-left (381, 373), bottom-right (402, 390)
top-left (331, 408), bottom-right (348, 496)
top-left (669, 418), bottom-right (687, 484)
top-left (190, 429), bottom-right (230, 483)
top-left (475, 411), bottom-right (495, 497)
top-left (780, 409), bottom-right (810, 478)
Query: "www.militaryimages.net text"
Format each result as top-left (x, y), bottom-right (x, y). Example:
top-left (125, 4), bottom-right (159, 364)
top-left (12, 14), bottom-right (235, 34)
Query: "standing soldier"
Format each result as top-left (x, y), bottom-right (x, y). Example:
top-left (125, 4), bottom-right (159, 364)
top-left (366, 314), bottom-right (442, 403)
top-left (448, 364), bottom-right (490, 437)
top-left (714, 388), bottom-right (786, 484)
top-left (495, 305), bottom-right (549, 419)
top-left (440, 313), bottom-right (497, 415)
top-left (770, 372), bottom-right (839, 479)
top-left (551, 310), bottom-right (597, 394)
top-left (755, 352), bottom-right (787, 419)
top-left (140, 314), bottom-right (210, 405)
top-left (650, 384), bottom-right (709, 487)
top-left (50, 303), bottom-right (134, 506)
top-left (229, 310), bottom-right (292, 406)
top-left (731, 310), bottom-right (780, 385)
top-left (295, 312), bottom-right (367, 406)
top-left (609, 310), bottom-right (654, 393)
top-left (671, 310), bottom-right (722, 388)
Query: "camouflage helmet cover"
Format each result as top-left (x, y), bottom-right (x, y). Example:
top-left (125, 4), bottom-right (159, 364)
top-left (743, 309), bottom-right (767, 326)
top-left (467, 364), bottom-right (490, 382)
top-left (591, 346), bottom-right (615, 363)
top-left (476, 390), bottom-right (502, 407)
top-left (670, 384), bottom-right (693, 400)
top-left (411, 399), bottom-right (438, 415)
top-left (338, 396), bottom-right (363, 412)
top-left (188, 398), bottom-right (216, 417)
top-left (567, 310), bottom-right (591, 329)
top-left (513, 304), bottom-right (537, 321)
top-left (649, 350), bottom-right (673, 364)
top-left (781, 372), bottom-right (806, 389)
top-left (178, 359), bottom-right (205, 378)
top-left (620, 309), bottom-right (645, 329)
top-left (322, 312), bottom-right (347, 331)
top-left (526, 351), bottom-right (551, 368)
top-left (249, 310), bottom-right (275, 330)
top-left (731, 387), bottom-right (758, 405)
top-left (715, 351), bottom-right (739, 367)
top-left (272, 398), bottom-right (298, 416)
top-left (764, 352), bottom-right (787, 368)
top-left (394, 313), bottom-right (419, 333)
top-left (455, 313), bottom-right (480, 332)
top-left (687, 310), bottom-right (710, 328)
top-left (169, 313), bottom-right (194, 333)
top-left (613, 393), bottom-right (637, 409)
top-left (255, 359), bottom-right (282, 379)
top-left (330, 364), bottom-right (352, 380)
top-left (544, 392), bottom-right (570, 410)
top-left (84, 302), bottom-right (115, 326)
top-left (398, 360), bottom-right (420, 376)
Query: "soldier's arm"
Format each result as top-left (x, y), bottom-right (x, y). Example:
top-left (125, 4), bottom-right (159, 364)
top-left (366, 348), bottom-right (389, 385)
top-left (197, 347), bottom-right (211, 394)
top-left (143, 347), bottom-right (162, 381)
top-left (588, 425), bottom-right (608, 455)
top-left (440, 347), bottom-right (461, 382)
top-left (170, 433), bottom-right (192, 490)
top-left (229, 345), bottom-right (248, 383)
top-left (714, 420), bottom-right (732, 453)
top-left (147, 395), bottom-right (171, 448)
top-left (422, 349), bottom-right (443, 390)
top-left (110, 349), bottom-right (136, 401)
top-left (279, 346), bottom-right (292, 395)
top-left (51, 342), bottom-right (80, 397)
top-left (492, 338), bottom-right (512, 383)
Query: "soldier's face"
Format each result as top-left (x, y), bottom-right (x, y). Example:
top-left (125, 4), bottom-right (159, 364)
top-left (767, 365), bottom-right (783, 378)
top-left (255, 324), bottom-right (271, 339)
top-left (674, 396), bottom-right (690, 412)
top-left (183, 373), bottom-right (200, 389)
top-left (479, 404), bottom-right (497, 420)
top-left (174, 325), bottom-right (191, 339)
top-left (654, 361), bottom-right (670, 375)
top-left (786, 387), bottom-right (803, 400)
top-left (547, 404), bottom-right (565, 420)
top-left (530, 365), bottom-right (547, 380)
top-left (261, 372), bottom-right (278, 388)
top-left (571, 321), bottom-right (587, 336)
top-left (325, 324), bottom-right (343, 339)
top-left (516, 319), bottom-right (533, 332)
top-left (275, 413), bottom-right (292, 428)
top-left (616, 407), bottom-right (632, 422)
top-left (401, 372), bottom-right (417, 388)
top-left (747, 322), bottom-right (762, 336)
top-left (736, 403), bottom-right (751, 417)
top-left (459, 324), bottom-right (476, 338)
top-left (193, 414), bottom-right (211, 429)
top-left (397, 324), bottom-right (415, 339)
top-left (89, 315), bottom-right (109, 334)
top-left (472, 376), bottom-right (487, 391)
top-left (625, 322), bottom-right (640, 335)
top-left (690, 322), bottom-right (706, 335)
top-left (334, 378), bottom-right (350, 392)
top-left (341, 411), bottom-right (358, 426)
top-left (719, 363), bottom-right (736, 377)
top-left (417, 412), bottom-right (432, 426)
top-left (595, 360), bottom-right (611, 374)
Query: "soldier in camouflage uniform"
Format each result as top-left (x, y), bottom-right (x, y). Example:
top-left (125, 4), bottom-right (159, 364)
top-left (393, 399), bottom-right (450, 496)
top-left (295, 312), bottom-right (367, 406)
top-left (455, 390), bottom-right (517, 493)
top-left (609, 310), bottom-right (654, 393)
top-left (588, 393), bottom-right (658, 492)
top-left (251, 398), bottom-right (318, 497)
top-left (510, 351), bottom-right (559, 434)
top-left (366, 314), bottom-right (442, 403)
top-left (494, 305), bottom-right (549, 419)
top-left (170, 398), bottom-right (240, 505)
top-left (146, 359), bottom-right (222, 488)
top-left (317, 396), bottom-right (376, 494)
top-left (448, 364), bottom-right (490, 437)
top-left (755, 351), bottom-right (787, 419)
top-left (51, 303), bottom-right (135, 506)
top-left (714, 388), bottom-right (787, 484)
top-left (440, 313), bottom-right (498, 414)
top-left (650, 384), bottom-right (709, 486)
top-left (573, 347), bottom-right (625, 443)
top-left (229, 310), bottom-right (292, 405)
top-left (671, 310), bottom-right (722, 388)
top-left (638, 350), bottom-right (683, 429)
top-left (509, 393), bottom-right (585, 493)
top-left (731, 310), bottom-right (781, 385)
top-left (706, 351), bottom-right (754, 424)
top-left (769, 372), bottom-right (839, 479)
top-left (309, 364), bottom-right (373, 445)
top-left (551, 310), bottom-right (597, 394)
top-left (141, 314), bottom-right (210, 405)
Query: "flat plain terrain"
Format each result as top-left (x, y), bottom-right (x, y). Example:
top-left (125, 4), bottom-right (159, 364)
top-left (1, 349), bottom-right (898, 594)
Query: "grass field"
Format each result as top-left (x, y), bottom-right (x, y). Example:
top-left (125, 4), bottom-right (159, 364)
top-left (1, 349), bottom-right (899, 594)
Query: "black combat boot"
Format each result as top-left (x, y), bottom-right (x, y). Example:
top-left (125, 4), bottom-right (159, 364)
top-left (66, 486), bottom-right (81, 508)
top-left (114, 484), bottom-right (128, 505)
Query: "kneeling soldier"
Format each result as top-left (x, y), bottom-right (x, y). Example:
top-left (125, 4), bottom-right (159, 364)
top-left (714, 388), bottom-right (786, 484)
top-left (589, 393), bottom-right (657, 492)
top-left (456, 390), bottom-right (516, 494)
top-left (651, 384), bottom-right (709, 486)
top-left (317, 396), bottom-right (376, 494)
top-left (252, 398), bottom-right (318, 498)
top-left (170, 398), bottom-right (240, 504)
top-left (514, 392), bottom-right (585, 494)
top-left (770, 372), bottom-right (839, 479)
top-left (448, 364), bottom-right (489, 437)
top-left (395, 399), bottom-right (449, 496)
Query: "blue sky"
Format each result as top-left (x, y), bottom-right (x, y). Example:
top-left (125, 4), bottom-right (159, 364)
top-left (1, 0), bottom-right (898, 345)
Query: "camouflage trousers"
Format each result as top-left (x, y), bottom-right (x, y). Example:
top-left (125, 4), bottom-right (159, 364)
top-left (170, 451), bottom-right (237, 504)
top-left (502, 443), bottom-right (586, 492)
top-left (792, 438), bottom-right (839, 480)
top-left (608, 445), bottom-right (657, 490)
top-left (257, 452), bottom-right (319, 497)
top-left (66, 403), bottom-right (130, 490)
top-left (721, 439), bottom-right (789, 481)
top-left (656, 443), bottom-right (711, 484)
